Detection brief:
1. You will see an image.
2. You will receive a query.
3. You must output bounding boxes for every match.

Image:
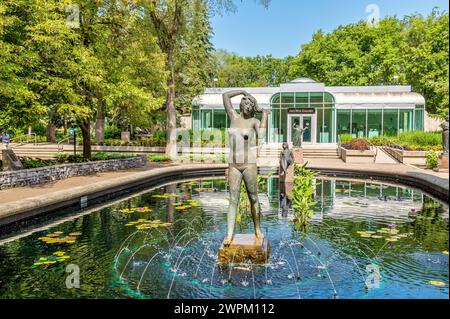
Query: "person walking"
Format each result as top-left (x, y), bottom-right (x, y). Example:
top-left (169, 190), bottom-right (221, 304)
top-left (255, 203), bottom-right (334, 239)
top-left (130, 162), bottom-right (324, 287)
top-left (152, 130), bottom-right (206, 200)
top-left (2, 131), bottom-right (11, 148)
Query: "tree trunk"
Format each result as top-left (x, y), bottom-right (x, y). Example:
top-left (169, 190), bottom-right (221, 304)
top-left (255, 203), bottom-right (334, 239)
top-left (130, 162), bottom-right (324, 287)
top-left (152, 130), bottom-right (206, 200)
top-left (95, 106), bottom-right (105, 142)
top-left (79, 121), bottom-right (91, 160)
top-left (165, 63), bottom-right (177, 158)
top-left (46, 122), bottom-right (56, 143)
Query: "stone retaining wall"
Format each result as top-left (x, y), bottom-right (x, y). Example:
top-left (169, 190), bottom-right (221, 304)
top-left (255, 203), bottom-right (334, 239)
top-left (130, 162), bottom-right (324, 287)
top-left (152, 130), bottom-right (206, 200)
top-left (0, 155), bottom-right (147, 189)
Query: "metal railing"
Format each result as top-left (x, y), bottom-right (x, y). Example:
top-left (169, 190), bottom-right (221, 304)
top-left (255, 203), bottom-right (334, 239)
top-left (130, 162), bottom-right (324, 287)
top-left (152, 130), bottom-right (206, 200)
top-left (366, 139), bottom-right (378, 163)
top-left (57, 137), bottom-right (79, 151)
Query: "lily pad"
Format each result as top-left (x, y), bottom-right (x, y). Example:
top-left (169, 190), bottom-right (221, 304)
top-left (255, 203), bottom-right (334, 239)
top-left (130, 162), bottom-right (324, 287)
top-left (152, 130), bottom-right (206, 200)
top-left (429, 281), bottom-right (446, 287)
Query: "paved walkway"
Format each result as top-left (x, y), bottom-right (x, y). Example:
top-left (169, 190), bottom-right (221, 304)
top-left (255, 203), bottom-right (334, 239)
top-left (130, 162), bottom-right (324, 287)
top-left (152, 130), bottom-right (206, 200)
top-left (0, 163), bottom-right (170, 204)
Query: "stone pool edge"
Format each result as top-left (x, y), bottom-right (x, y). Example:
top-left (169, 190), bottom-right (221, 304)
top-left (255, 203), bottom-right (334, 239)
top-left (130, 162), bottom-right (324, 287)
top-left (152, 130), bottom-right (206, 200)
top-left (0, 164), bottom-right (227, 227)
top-left (0, 163), bottom-right (448, 228)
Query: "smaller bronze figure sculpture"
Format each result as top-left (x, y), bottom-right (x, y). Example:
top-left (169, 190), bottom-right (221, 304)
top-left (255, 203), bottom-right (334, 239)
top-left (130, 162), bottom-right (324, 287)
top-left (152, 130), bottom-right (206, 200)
top-left (293, 122), bottom-right (309, 148)
top-left (441, 115), bottom-right (449, 154)
top-left (279, 142), bottom-right (293, 177)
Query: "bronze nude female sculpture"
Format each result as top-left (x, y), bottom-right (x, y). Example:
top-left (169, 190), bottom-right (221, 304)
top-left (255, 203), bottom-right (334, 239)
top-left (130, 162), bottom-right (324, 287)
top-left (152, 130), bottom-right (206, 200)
top-left (222, 90), bottom-right (269, 246)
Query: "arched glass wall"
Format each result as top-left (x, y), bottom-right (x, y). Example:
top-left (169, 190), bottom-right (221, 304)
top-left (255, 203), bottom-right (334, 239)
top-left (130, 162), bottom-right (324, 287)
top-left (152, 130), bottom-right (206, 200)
top-left (269, 92), bottom-right (336, 143)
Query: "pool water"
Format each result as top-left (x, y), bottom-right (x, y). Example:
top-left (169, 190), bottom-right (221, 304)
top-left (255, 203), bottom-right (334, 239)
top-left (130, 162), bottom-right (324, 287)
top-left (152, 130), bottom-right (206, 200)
top-left (0, 177), bottom-right (448, 299)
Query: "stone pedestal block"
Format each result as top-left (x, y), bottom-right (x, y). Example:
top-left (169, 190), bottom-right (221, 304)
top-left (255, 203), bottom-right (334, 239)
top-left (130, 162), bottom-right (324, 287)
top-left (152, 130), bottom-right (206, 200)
top-left (218, 234), bottom-right (270, 266)
top-left (1, 149), bottom-right (22, 171)
top-left (435, 154), bottom-right (449, 173)
top-left (121, 131), bottom-right (130, 143)
top-left (292, 148), bottom-right (304, 164)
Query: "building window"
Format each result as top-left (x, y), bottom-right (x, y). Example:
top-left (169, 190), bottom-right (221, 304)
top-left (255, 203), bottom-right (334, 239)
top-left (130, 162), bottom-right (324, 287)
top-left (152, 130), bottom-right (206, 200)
top-left (310, 92), bottom-right (324, 104)
top-left (316, 108), bottom-right (324, 143)
top-left (271, 93), bottom-right (281, 105)
top-left (383, 109), bottom-right (399, 137)
top-left (337, 110), bottom-right (351, 138)
top-left (192, 107), bottom-right (200, 131)
top-left (214, 110), bottom-right (227, 130)
top-left (281, 93), bottom-right (295, 104)
top-left (269, 108), bottom-right (281, 143)
top-left (295, 92), bottom-right (308, 104)
top-left (323, 108), bottom-right (334, 143)
top-left (201, 110), bottom-right (213, 129)
top-left (351, 109), bottom-right (367, 138)
top-left (367, 110), bottom-right (382, 138)
top-left (280, 108), bottom-right (288, 142)
top-left (415, 105), bottom-right (424, 131)
top-left (399, 109), bottom-right (414, 134)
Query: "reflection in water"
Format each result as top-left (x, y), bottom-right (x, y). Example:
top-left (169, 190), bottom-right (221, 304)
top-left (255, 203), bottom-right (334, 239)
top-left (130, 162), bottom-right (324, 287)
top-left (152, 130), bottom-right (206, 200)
top-left (0, 177), bottom-right (448, 299)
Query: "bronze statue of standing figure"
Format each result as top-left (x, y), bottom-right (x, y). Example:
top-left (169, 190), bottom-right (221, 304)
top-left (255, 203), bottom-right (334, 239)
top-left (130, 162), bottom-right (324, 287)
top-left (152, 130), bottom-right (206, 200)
top-left (293, 122), bottom-right (309, 148)
top-left (222, 90), bottom-right (269, 247)
top-left (279, 142), bottom-right (293, 177)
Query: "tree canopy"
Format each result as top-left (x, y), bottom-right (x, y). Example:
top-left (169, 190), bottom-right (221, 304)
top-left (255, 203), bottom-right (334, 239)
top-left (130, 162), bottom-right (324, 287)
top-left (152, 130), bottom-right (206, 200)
top-left (0, 2), bottom-right (448, 159)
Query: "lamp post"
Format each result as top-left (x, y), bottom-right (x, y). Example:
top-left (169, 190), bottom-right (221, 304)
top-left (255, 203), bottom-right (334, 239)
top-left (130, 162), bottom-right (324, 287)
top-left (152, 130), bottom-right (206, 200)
top-left (69, 122), bottom-right (77, 159)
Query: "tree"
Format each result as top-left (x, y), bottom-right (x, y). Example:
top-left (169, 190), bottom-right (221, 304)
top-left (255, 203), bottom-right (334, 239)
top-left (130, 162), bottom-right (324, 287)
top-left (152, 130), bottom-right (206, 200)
top-left (143, 0), bottom-right (187, 157)
top-left (0, 0), bottom-right (44, 131)
top-left (288, 10), bottom-right (449, 118)
top-left (215, 50), bottom-right (292, 87)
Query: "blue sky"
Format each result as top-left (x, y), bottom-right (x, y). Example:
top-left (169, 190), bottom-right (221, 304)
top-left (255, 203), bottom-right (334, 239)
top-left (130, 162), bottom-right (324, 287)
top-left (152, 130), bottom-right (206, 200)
top-left (211, 0), bottom-right (449, 57)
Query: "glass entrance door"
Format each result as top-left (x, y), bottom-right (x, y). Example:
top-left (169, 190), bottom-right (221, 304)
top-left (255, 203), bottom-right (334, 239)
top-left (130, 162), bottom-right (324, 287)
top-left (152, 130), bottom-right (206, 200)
top-left (288, 114), bottom-right (315, 146)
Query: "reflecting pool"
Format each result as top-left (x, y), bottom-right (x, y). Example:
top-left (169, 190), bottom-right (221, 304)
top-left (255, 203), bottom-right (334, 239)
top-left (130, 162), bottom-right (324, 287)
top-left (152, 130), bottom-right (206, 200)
top-left (0, 177), bottom-right (448, 299)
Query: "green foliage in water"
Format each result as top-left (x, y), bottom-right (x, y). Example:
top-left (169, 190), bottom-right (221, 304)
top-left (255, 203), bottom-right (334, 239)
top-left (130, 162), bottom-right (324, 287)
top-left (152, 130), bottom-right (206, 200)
top-left (236, 176), bottom-right (267, 226)
top-left (292, 163), bottom-right (319, 229)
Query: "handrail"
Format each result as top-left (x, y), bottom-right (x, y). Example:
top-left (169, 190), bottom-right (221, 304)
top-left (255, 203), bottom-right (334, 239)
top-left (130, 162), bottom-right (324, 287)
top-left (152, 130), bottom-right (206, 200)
top-left (57, 137), bottom-right (70, 151)
top-left (366, 139), bottom-right (378, 163)
top-left (10, 133), bottom-right (37, 145)
top-left (337, 135), bottom-right (342, 157)
top-left (57, 136), bottom-right (79, 151)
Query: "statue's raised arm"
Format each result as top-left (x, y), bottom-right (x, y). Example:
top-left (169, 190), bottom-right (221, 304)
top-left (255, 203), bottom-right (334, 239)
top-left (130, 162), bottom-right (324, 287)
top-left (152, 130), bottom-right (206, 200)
top-left (222, 90), bottom-right (248, 120)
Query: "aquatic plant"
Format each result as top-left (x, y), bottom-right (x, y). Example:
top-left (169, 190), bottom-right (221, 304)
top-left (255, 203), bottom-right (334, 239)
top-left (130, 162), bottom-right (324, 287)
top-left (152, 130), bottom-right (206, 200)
top-left (292, 163), bottom-right (319, 229)
top-left (236, 183), bottom-right (251, 226)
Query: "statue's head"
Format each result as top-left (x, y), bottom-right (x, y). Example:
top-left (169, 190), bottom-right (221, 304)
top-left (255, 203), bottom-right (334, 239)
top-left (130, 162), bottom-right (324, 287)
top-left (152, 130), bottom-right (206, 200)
top-left (282, 142), bottom-right (288, 149)
top-left (240, 94), bottom-right (261, 118)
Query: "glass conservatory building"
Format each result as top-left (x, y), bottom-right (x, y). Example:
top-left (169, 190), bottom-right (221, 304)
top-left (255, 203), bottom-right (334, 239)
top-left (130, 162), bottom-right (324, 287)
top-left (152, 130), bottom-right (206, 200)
top-left (192, 78), bottom-right (426, 145)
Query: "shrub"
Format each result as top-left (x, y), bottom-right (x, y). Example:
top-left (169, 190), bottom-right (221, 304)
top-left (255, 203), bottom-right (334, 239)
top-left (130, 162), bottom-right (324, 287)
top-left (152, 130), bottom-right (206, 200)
top-left (54, 152), bottom-right (70, 163)
top-left (105, 125), bottom-right (121, 139)
top-left (19, 157), bottom-right (57, 169)
top-left (151, 130), bottom-right (166, 147)
top-left (426, 150), bottom-right (439, 169)
top-left (368, 137), bottom-right (394, 146)
top-left (339, 134), bottom-right (352, 144)
top-left (91, 152), bottom-right (135, 161)
top-left (147, 154), bottom-right (172, 162)
top-left (398, 131), bottom-right (442, 147)
top-left (342, 138), bottom-right (371, 151)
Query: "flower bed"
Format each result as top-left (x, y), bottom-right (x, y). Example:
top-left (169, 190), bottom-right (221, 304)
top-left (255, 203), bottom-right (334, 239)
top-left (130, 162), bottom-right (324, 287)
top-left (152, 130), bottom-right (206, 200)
top-left (339, 138), bottom-right (375, 163)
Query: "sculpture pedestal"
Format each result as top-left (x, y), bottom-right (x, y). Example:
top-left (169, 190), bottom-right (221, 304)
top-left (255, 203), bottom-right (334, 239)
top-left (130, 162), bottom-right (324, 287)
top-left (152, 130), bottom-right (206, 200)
top-left (1, 149), bottom-right (22, 171)
top-left (280, 147), bottom-right (303, 185)
top-left (434, 154), bottom-right (449, 172)
top-left (292, 148), bottom-right (304, 164)
top-left (218, 234), bottom-right (270, 266)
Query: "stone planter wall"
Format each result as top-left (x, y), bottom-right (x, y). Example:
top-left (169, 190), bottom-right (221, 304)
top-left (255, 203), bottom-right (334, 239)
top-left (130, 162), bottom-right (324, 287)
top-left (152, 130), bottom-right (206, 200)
top-left (383, 147), bottom-right (427, 166)
top-left (0, 155), bottom-right (147, 190)
top-left (340, 147), bottom-right (376, 163)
